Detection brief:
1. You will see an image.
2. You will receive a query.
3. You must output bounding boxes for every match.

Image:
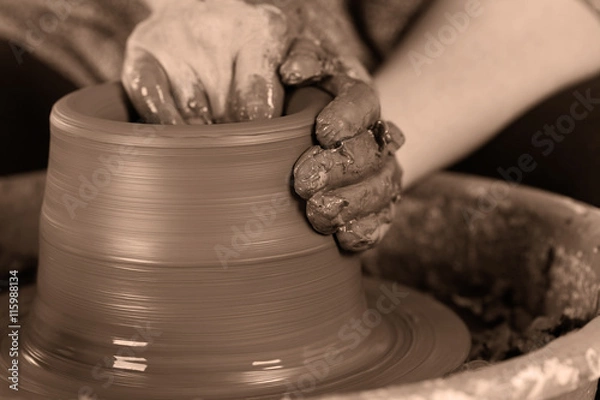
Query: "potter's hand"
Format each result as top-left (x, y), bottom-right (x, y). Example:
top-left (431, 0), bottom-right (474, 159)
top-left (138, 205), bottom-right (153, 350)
top-left (121, 0), bottom-right (295, 124)
top-left (285, 43), bottom-right (405, 251)
top-left (294, 119), bottom-right (405, 252)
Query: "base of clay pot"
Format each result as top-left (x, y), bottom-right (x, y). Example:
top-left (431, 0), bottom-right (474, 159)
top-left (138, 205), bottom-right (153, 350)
top-left (0, 278), bottom-right (469, 399)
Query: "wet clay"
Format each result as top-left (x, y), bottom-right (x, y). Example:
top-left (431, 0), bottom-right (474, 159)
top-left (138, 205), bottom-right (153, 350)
top-left (0, 83), bottom-right (469, 399)
top-left (294, 120), bottom-right (405, 199)
top-left (360, 172), bottom-right (600, 399)
top-left (293, 119), bottom-right (405, 252)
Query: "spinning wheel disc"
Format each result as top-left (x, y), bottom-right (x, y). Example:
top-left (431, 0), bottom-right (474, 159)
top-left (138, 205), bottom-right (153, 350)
top-left (0, 277), bottom-right (470, 399)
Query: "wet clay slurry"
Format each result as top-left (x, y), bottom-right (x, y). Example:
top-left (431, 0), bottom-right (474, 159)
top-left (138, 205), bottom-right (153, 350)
top-left (0, 83), bottom-right (469, 399)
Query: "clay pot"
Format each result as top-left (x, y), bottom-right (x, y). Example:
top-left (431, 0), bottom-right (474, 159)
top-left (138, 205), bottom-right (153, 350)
top-left (4, 83), bottom-right (467, 399)
top-left (28, 83), bottom-right (364, 398)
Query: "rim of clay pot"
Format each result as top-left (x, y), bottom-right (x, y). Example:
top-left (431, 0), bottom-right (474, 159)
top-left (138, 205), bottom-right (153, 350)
top-left (50, 82), bottom-right (331, 148)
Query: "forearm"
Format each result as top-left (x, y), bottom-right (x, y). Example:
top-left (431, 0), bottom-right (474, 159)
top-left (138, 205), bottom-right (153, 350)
top-left (0, 0), bottom-right (149, 85)
top-left (375, 0), bottom-right (600, 188)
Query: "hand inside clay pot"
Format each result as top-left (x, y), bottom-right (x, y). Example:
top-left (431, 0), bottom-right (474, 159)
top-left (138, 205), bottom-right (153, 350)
top-left (121, 0), bottom-right (405, 251)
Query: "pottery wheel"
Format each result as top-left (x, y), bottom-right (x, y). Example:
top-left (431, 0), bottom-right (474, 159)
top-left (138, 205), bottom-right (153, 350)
top-left (0, 277), bottom-right (470, 399)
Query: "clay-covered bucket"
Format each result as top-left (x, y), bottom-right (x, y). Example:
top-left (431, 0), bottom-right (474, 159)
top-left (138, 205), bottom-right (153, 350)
top-left (334, 173), bottom-right (600, 400)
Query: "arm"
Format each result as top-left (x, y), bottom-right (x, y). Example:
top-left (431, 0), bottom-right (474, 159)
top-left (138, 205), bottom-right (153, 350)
top-left (376, 0), bottom-right (600, 188)
top-left (0, 0), bottom-right (149, 86)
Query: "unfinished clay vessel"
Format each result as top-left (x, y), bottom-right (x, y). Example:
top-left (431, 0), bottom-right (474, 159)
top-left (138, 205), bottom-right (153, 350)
top-left (0, 83), bottom-right (468, 399)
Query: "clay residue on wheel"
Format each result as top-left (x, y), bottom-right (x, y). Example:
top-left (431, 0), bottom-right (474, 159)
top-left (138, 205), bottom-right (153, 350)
top-left (363, 175), bottom-right (600, 364)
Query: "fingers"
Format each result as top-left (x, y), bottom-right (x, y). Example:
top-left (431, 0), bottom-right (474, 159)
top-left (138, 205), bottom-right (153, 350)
top-left (336, 204), bottom-right (395, 252)
top-left (280, 37), bottom-right (334, 85)
top-left (141, 50), bottom-right (214, 125)
top-left (280, 37), bottom-right (379, 147)
top-left (316, 76), bottom-right (380, 148)
top-left (294, 120), bottom-right (405, 199)
top-left (172, 78), bottom-right (213, 125)
top-left (306, 158), bottom-right (402, 235)
top-left (229, 45), bottom-right (285, 122)
top-left (121, 48), bottom-right (184, 125)
top-left (371, 120), bottom-right (406, 153)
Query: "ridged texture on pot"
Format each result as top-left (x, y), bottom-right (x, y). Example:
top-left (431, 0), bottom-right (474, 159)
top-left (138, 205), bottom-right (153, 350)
top-left (5, 83), bottom-right (462, 400)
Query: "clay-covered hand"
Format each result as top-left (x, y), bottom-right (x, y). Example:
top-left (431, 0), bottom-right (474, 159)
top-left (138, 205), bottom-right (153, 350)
top-left (121, 0), bottom-right (297, 124)
top-left (294, 119), bottom-right (405, 252)
top-left (283, 34), bottom-right (405, 252)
